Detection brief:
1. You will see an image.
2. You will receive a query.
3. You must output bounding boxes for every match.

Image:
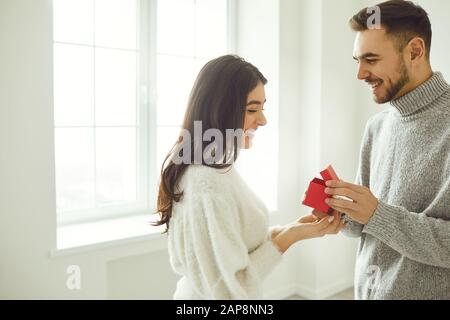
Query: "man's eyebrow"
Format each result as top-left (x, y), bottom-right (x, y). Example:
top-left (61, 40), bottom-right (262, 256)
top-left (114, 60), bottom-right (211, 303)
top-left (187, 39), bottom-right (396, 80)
top-left (246, 99), bottom-right (266, 106)
top-left (353, 53), bottom-right (381, 61)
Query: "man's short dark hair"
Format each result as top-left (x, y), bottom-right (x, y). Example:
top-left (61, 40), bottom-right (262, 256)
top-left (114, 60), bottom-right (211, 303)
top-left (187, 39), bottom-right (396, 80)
top-left (350, 0), bottom-right (432, 59)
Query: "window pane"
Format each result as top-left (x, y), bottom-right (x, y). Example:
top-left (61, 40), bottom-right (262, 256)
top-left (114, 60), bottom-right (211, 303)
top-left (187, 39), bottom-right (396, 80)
top-left (157, 55), bottom-right (195, 126)
top-left (157, 0), bottom-right (195, 56)
top-left (157, 126), bottom-right (181, 173)
top-left (55, 128), bottom-right (95, 211)
top-left (195, 0), bottom-right (228, 58)
top-left (54, 43), bottom-right (94, 126)
top-left (95, 0), bottom-right (137, 49)
top-left (95, 48), bottom-right (137, 126)
top-left (96, 128), bottom-right (137, 205)
top-left (53, 0), bottom-right (94, 45)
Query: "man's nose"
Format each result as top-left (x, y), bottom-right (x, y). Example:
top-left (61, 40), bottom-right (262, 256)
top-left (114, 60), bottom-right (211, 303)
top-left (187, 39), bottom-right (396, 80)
top-left (357, 64), bottom-right (370, 80)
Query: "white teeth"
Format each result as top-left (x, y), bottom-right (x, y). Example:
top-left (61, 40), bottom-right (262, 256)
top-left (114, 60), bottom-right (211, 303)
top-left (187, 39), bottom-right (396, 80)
top-left (370, 82), bottom-right (381, 89)
top-left (245, 129), bottom-right (256, 138)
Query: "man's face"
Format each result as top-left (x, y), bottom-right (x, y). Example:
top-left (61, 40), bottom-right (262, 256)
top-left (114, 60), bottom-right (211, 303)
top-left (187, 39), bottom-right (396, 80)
top-left (353, 29), bottom-right (410, 104)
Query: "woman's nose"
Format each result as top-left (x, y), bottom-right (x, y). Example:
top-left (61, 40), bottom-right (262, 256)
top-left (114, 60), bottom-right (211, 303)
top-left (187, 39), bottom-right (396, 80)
top-left (258, 111), bottom-right (267, 126)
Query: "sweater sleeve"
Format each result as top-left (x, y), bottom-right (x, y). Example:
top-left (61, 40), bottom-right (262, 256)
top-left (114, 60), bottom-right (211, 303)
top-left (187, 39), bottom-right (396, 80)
top-left (363, 199), bottom-right (450, 269)
top-left (182, 192), bottom-right (283, 299)
top-left (342, 215), bottom-right (364, 238)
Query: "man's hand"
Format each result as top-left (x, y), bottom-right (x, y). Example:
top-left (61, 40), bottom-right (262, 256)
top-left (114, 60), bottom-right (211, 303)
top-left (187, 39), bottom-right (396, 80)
top-left (324, 180), bottom-right (379, 225)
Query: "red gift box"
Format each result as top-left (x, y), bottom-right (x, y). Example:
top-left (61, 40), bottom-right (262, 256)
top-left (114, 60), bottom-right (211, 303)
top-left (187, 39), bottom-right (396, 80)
top-left (302, 165), bottom-right (339, 214)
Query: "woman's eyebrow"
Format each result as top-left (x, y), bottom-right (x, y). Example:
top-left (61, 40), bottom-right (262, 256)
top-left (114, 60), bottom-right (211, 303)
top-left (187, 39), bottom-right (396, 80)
top-left (246, 99), bottom-right (267, 106)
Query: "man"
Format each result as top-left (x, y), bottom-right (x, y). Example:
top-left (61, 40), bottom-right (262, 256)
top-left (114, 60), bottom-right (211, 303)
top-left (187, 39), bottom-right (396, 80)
top-left (324, 0), bottom-right (450, 299)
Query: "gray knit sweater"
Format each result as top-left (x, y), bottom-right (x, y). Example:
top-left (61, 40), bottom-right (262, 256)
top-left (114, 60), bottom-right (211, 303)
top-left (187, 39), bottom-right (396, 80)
top-left (343, 72), bottom-right (450, 300)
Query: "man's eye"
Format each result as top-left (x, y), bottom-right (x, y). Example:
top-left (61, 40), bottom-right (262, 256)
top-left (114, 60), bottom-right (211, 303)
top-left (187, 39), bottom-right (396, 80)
top-left (367, 60), bottom-right (378, 64)
top-left (247, 110), bottom-right (258, 113)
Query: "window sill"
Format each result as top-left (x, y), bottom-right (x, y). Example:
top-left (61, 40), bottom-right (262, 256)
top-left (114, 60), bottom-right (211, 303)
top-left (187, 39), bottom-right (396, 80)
top-left (50, 214), bottom-right (166, 257)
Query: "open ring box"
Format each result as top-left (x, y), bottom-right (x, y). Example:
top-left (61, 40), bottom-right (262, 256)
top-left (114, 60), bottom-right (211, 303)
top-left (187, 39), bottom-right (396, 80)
top-left (302, 165), bottom-right (339, 214)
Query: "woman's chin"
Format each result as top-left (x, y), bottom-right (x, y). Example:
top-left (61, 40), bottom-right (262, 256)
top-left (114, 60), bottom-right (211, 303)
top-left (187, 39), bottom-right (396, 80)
top-left (240, 137), bottom-right (253, 149)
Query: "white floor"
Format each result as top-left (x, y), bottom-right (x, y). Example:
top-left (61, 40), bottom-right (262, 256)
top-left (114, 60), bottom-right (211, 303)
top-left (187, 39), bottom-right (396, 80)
top-left (287, 287), bottom-right (354, 300)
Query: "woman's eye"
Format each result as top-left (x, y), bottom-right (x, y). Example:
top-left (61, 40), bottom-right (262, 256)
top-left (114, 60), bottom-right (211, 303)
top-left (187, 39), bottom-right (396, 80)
top-left (247, 108), bottom-right (265, 113)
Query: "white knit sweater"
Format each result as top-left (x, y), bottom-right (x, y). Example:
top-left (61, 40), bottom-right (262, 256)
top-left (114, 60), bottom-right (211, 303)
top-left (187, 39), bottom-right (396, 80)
top-left (167, 164), bottom-right (283, 300)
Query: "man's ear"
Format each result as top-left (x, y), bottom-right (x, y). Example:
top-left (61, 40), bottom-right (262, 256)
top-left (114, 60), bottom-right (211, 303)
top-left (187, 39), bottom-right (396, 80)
top-left (408, 37), bottom-right (426, 62)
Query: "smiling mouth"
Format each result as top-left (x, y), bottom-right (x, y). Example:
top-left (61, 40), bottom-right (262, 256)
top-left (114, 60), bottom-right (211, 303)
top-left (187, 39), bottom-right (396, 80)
top-left (244, 129), bottom-right (256, 138)
top-left (367, 80), bottom-right (383, 90)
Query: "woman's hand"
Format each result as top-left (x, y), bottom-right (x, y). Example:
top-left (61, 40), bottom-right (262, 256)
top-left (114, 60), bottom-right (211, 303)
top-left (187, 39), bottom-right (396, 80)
top-left (272, 211), bottom-right (346, 253)
top-left (294, 211), bottom-right (346, 239)
top-left (270, 225), bottom-right (284, 240)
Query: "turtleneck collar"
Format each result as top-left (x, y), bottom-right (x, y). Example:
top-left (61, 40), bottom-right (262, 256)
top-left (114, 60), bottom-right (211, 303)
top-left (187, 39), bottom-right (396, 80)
top-left (390, 72), bottom-right (449, 117)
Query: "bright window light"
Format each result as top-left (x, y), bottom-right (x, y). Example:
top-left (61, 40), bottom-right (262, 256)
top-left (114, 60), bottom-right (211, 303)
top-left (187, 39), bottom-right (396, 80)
top-left (53, 0), bottom-right (140, 224)
top-left (53, 0), bottom-right (277, 226)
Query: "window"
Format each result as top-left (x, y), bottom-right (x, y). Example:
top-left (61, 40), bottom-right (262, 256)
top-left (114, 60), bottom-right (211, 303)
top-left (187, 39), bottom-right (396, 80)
top-left (53, 0), bottom-right (233, 225)
top-left (53, 0), bottom-right (278, 228)
top-left (155, 0), bottom-right (230, 172)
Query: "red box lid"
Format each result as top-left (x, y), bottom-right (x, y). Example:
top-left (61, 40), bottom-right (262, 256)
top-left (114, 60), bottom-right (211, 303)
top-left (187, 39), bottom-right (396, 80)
top-left (320, 164), bottom-right (339, 181)
top-left (302, 178), bottom-right (330, 213)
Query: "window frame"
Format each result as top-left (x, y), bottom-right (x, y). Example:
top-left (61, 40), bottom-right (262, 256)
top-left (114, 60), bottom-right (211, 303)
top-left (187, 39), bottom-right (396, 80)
top-left (55, 0), bottom-right (237, 226)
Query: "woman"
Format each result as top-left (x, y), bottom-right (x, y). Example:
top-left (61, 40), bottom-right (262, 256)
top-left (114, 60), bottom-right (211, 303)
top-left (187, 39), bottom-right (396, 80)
top-left (155, 55), bottom-right (345, 299)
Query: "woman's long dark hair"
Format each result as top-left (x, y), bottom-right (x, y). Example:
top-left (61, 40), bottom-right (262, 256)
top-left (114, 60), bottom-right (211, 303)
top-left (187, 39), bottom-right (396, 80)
top-left (154, 55), bottom-right (267, 232)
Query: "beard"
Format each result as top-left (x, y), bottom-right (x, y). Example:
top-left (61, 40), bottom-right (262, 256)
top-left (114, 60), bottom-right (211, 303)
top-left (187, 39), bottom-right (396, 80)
top-left (368, 59), bottom-right (410, 104)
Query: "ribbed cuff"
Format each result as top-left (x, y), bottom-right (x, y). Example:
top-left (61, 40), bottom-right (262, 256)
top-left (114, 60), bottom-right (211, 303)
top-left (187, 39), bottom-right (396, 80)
top-left (268, 224), bottom-right (282, 240)
top-left (341, 214), bottom-right (364, 238)
top-left (363, 200), bottom-right (401, 245)
top-left (250, 240), bottom-right (283, 280)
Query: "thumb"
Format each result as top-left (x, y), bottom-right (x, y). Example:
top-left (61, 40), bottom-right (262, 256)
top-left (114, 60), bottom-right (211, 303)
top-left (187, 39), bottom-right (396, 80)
top-left (312, 209), bottom-right (328, 219)
top-left (298, 214), bottom-right (318, 223)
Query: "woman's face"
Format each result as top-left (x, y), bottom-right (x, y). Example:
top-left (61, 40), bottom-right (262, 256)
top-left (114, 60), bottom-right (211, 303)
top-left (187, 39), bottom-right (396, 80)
top-left (242, 81), bottom-right (267, 149)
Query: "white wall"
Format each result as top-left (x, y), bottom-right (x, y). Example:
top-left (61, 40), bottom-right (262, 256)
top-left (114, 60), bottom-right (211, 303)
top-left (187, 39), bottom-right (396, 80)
top-left (0, 0), bottom-right (359, 300)
top-left (0, 0), bottom-right (176, 299)
top-left (0, 0), bottom-right (61, 298)
top-left (1, 0), bottom-right (449, 300)
top-left (237, 0), bottom-right (360, 299)
top-left (274, 0), bottom-right (363, 299)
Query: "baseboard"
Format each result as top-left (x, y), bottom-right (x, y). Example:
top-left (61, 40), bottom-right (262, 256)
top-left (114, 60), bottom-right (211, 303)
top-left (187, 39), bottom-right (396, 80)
top-left (263, 283), bottom-right (297, 300)
top-left (295, 283), bottom-right (318, 300)
top-left (315, 277), bottom-right (354, 300)
top-left (265, 278), bottom-right (354, 300)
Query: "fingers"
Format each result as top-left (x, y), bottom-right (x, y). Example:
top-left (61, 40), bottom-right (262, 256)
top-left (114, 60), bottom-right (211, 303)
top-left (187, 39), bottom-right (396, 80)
top-left (337, 219), bottom-right (347, 233)
top-left (303, 213), bottom-right (347, 238)
top-left (328, 202), bottom-right (357, 218)
top-left (325, 180), bottom-right (365, 194)
top-left (326, 197), bottom-right (358, 211)
top-left (334, 210), bottom-right (342, 219)
top-left (320, 212), bottom-right (341, 234)
top-left (333, 215), bottom-right (347, 234)
top-left (298, 214), bottom-right (319, 223)
top-left (313, 216), bottom-right (334, 231)
top-left (312, 209), bottom-right (328, 219)
top-left (324, 187), bottom-right (361, 202)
